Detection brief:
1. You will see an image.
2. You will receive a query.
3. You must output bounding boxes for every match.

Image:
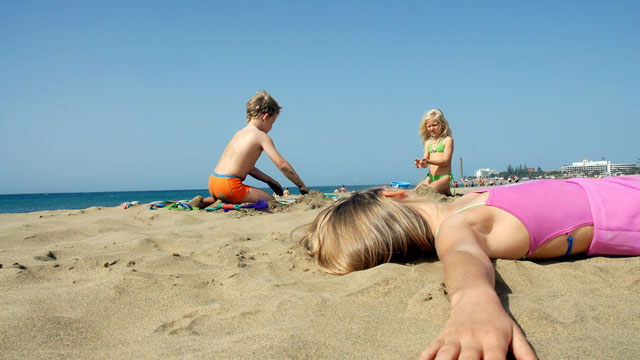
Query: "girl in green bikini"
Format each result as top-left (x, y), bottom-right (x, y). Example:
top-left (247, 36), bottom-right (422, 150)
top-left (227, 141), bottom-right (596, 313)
top-left (414, 108), bottom-right (454, 195)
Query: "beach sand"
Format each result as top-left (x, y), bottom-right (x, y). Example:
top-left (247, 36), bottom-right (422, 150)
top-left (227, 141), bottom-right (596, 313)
top-left (1, 190), bottom-right (639, 359)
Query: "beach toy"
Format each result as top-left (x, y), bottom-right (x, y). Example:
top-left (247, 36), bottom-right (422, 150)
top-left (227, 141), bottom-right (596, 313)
top-left (166, 201), bottom-right (197, 211)
top-left (236, 199), bottom-right (269, 211)
top-left (278, 199), bottom-right (297, 205)
top-left (222, 204), bottom-right (239, 211)
top-left (148, 200), bottom-right (199, 211)
top-left (390, 181), bottom-right (411, 189)
top-left (121, 201), bottom-right (140, 209)
top-left (205, 199), bottom-right (269, 212)
top-left (148, 200), bottom-right (184, 210)
top-left (149, 201), bottom-right (172, 210)
top-left (205, 204), bottom-right (222, 211)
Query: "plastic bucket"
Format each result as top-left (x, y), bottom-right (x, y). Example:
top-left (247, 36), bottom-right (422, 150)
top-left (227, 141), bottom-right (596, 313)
top-left (390, 181), bottom-right (411, 189)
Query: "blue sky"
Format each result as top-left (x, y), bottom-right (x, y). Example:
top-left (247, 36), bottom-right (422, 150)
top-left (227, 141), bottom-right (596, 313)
top-left (1, 0), bottom-right (638, 194)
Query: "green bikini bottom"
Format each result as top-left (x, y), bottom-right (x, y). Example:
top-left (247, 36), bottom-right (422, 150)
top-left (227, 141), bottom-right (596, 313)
top-left (426, 173), bottom-right (454, 183)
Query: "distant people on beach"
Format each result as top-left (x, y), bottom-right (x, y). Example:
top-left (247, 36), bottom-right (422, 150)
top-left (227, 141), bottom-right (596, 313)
top-left (333, 188), bottom-right (340, 194)
top-left (195, 90), bottom-right (309, 208)
top-left (283, 187), bottom-right (291, 196)
top-left (340, 185), bottom-right (347, 193)
top-left (414, 109), bottom-right (454, 196)
top-left (299, 176), bottom-right (640, 360)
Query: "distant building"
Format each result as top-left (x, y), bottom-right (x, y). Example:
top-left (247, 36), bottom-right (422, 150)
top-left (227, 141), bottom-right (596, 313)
top-left (610, 162), bottom-right (638, 174)
top-left (561, 159), bottom-right (638, 176)
top-left (475, 168), bottom-right (499, 178)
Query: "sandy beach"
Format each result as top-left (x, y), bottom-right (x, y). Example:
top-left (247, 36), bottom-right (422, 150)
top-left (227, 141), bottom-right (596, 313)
top-left (1, 190), bottom-right (639, 359)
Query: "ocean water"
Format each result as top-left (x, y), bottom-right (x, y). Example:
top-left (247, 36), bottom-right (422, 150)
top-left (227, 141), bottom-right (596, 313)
top-left (0, 185), bottom-right (389, 214)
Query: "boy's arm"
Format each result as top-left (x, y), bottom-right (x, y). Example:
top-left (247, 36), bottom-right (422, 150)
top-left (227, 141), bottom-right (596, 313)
top-left (419, 220), bottom-right (536, 360)
top-left (422, 137), bottom-right (454, 167)
top-left (248, 167), bottom-right (283, 196)
top-left (261, 136), bottom-right (309, 194)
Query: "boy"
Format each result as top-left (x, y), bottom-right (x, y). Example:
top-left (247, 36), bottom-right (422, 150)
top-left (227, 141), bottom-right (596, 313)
top-left (201, 90), bottom-right (308, 206)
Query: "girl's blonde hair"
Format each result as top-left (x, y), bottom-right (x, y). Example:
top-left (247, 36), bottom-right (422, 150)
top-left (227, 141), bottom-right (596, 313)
top-left (419, 108), bottom-right (452, 144)
top-left (298, 188), bottom-right (434, 275)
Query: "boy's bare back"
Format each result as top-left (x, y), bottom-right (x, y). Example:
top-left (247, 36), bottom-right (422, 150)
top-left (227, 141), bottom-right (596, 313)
top-left (214, 125), bottom-right (270, 179)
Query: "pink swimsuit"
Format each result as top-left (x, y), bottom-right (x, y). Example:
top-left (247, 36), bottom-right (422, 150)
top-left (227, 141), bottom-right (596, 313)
top-left (472, 176), bottom-right (640, 256)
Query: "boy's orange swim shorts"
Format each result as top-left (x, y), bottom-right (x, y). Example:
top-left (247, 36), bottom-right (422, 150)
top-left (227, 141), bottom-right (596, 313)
top-left (209, 173), bottom-right (250, 203)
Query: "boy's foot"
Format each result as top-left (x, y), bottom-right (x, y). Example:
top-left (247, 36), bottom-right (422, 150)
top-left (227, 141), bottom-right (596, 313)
top-left (209, 199), bottom-right (223, 208)
top-left (187, 195), bottom-right (204, 208)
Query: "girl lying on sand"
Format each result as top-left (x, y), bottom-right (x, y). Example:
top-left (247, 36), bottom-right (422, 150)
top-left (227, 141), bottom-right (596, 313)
top-left (300, 176), bottom-right (640, 360)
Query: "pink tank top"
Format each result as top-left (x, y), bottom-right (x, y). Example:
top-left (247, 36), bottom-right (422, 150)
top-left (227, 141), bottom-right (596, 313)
top-left (476, 180), bottom-right (593, 256)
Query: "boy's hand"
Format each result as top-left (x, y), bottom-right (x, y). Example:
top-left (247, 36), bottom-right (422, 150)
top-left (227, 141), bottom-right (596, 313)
top-left (299, 185), bottom-right (309, 195)
top-left (267, 180), bottom-right (284, 196)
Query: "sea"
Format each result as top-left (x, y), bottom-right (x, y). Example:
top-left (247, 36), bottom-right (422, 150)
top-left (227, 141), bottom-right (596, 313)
top-left (0, 185), bottom-right (390, 214)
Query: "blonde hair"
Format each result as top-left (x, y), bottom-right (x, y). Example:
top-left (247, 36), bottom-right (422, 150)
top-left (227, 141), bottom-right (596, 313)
top-left (246, 90), bottom-right (282, 120)
top-left (298, 188), bottom-right (434, 275)
top-left (419, 108), bottom-right (452, 144)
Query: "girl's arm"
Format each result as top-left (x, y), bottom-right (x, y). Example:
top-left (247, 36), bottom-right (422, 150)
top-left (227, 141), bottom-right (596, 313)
top-left (423, 141), bottom-right (431, 162)
top-left (419, 219), bottom-right (536, 360)
top-left (414, 142), bottom-right (431, 168)
top-left (421, 137), bottom-right (454, 167)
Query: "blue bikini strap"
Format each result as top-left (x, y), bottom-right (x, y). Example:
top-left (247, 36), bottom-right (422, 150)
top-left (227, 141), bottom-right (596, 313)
top-left (564, 233), bottom-right (574, 257)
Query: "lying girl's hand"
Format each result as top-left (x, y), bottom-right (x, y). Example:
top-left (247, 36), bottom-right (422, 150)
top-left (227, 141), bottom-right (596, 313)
top-left (419, 295), bottom-right (537, 360)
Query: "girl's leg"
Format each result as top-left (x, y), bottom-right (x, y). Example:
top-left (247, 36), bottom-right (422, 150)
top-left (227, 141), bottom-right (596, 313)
top-left (429, 176), bottom-right (452, 196)
top-left (415, 174), bottom-right (432, 190)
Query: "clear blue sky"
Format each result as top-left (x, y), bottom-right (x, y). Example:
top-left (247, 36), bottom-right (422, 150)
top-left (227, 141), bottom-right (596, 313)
top-left (1, 0), bottom-right (638, 194)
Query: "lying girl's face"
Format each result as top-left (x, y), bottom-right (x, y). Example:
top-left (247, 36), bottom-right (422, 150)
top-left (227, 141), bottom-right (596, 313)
top-left (426, 119), bottom-right (442, 137)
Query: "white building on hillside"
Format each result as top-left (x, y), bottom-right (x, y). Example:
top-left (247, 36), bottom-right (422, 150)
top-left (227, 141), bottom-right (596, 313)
top-left (562, 159), bottom-right (637, 176)
top-left (475, 168), bottom-right (499, 178)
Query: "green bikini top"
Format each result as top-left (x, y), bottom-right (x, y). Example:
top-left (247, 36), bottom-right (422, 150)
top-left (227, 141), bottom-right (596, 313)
top-left (434, 202), bottom-right (486, 238)
top-left (428, 139), bottom-right (445, 153)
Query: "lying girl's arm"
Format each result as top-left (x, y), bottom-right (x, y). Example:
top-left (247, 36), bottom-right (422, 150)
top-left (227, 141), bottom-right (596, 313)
top-left (419, 219), bottom-right (537, 360)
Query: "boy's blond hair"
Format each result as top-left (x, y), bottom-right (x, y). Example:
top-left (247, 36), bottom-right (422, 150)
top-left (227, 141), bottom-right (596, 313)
top-left (246, 90), bottom-right (282, 120)
top-left (419, 108), bottom-right (452, 144)
top-left (298, 188), bottom-right (434, 275)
